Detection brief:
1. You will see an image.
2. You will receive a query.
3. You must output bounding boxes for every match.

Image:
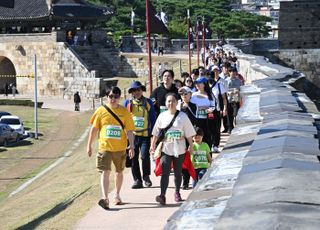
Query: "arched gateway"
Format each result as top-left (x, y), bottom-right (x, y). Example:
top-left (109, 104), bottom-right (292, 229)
top-left (0, 56), bottom-right (16, 94)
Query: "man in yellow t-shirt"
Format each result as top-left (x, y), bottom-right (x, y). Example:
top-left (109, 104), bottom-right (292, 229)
top-left (87, 86), bottom-right (135, 210)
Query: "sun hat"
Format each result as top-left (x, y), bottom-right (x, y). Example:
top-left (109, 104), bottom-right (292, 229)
top-left (194, 76), bottom-right (208, 84)
top-left (178, 86), bottom-right (193, 94)
top-left (128, 81), bottom-right (146, 93)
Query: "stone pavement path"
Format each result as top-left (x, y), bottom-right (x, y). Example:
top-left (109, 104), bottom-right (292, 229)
top-left (75, 133), bottom-right (229, 230)
top-left (75, 171), bottom-right (191, 230)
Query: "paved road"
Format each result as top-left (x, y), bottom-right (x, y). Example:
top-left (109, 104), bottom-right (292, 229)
top-left (10, 95), bottom-right (95, 112)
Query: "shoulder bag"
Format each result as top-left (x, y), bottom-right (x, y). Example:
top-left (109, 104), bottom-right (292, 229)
top-left (156, 110), bottom-right (179, 145)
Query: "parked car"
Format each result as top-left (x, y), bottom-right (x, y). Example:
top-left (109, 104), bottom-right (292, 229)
top-left (0, 111), bottom-right (11, 118)
top-left (0, 123), bottom-right (19, 146)
top-left (0, 115), bottom-right (25, 137)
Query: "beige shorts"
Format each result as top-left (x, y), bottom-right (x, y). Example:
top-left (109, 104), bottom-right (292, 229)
top-left (96, 150), bottom-right (126, 172)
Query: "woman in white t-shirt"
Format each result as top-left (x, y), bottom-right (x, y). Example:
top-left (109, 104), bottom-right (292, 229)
top-left (150, 93), bottom-right (196, 205)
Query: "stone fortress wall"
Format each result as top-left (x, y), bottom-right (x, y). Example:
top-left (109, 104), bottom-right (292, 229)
top-left (0, 31), bottom-right (318, 100)
top-left (165, 45), bottom-right (320, 229)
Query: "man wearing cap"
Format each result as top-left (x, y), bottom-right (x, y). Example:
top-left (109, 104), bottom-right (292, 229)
top-left (151, 69), bottom-right (179, 116)
top-left (124, 81), bottom-right (156, 189)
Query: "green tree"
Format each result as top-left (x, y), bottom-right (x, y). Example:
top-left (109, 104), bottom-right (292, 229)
top-left (87, 0), bottom-right (272, 39)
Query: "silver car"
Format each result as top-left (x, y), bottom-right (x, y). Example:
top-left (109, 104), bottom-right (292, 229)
top-left (0, 123), bottom-right (19, 146)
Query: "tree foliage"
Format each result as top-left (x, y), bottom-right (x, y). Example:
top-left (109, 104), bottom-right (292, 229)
top-left (88, 0), bottom-right (271, 39)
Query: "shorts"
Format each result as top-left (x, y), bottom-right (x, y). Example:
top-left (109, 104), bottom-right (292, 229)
top-left (96, 150), bottom-right (126, 172)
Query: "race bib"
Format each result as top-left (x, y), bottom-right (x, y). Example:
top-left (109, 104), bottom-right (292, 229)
top-left (166, 130), bottom-right (182, 140)
top-left (105, 125), bottom-right (122, 139)
top-left (194, 150), bottom-right (208, 163)
top-left (198, 107), bottom-right (208, 119)
top-left (160, 106), bottom-right (167, 113)
top-left (133, 116), bottom-right (145, 129)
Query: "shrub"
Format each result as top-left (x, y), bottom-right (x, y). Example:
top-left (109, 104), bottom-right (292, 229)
top-left (0, 99), bottom-right (43, 108)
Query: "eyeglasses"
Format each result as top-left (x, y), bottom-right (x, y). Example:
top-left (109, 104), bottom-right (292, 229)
top-left (108, 94), bottom-right (120, 99)
top-left (186, 80), bottom-right (193, 83)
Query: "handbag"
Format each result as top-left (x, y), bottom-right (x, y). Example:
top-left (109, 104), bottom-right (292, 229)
top-left (156, 110), bottom-right (179, 145)
top-left (104, 105), bottom-right (132, 168)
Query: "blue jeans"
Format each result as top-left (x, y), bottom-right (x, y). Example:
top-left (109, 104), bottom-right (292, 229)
top-left (132, 136), bottom-right (151, 182)
top-left (193, 168), bottom-right (207, 187)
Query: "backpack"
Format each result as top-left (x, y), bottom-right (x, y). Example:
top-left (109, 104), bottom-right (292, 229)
top-left (126, 97), bottom-right (151, 113)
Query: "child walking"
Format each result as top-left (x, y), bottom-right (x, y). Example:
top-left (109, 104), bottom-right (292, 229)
top-left (191, 127), bottom-right (212, 187)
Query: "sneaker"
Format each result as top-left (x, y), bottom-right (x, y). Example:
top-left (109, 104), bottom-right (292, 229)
top-left (143, 175), bottom-right (152, 187)
top-left (131, 180), bottom-right (143, 189)
top-left (212, 146), bottom-right (220, 153)
top-left (155, 194), bottom-right (166, 205)
top-left (182, 185), bottom-right (189, 190)
top-left (174, 192), bottom-right (183, 202)
top-left (113, 196), bottom-right (123, 205)
top-left (98, 198), bottom-right (110, 210)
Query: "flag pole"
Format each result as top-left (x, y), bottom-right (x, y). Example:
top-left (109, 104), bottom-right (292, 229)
top-left (187, 9), bottom-right (191, 75)
top-left (196, 19), bottom-right (200, 67)
top-left (146, 0), bottom-right (153, 94)
top-left (131, 8), bottom-right (134, 52)
top-left (202, 16), bottom-right (205, 66)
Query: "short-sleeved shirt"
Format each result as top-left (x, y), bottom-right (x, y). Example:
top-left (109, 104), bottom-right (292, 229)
top-left (90, 105), bottom-right (135, 152)
top-left (152, 111), bottom-right (196, 157)
top-left (192, 142), bottom-right (211, 169)
top-left (190, 94), bottom-right (216, 119)
top-left (228, 78), bottom-right (242, 90)
top-left (211, 81), bottom-right (226, 111)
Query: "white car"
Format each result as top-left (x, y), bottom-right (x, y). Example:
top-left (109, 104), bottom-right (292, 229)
top-left (0, 115), bottom-right (25, 136)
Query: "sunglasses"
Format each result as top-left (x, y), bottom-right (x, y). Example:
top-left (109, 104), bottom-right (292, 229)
top-left (108, 94), bottom-right (120, 99)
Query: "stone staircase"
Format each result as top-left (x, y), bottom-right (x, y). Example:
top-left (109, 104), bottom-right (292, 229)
top-left (72, 45), bottom-right (119, 78)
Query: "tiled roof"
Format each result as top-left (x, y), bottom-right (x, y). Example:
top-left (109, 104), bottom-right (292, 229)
top-left (52, 4), bottom-right (113, 20)
top-left (0, 0), bottom-right (49, 20)
top-left (0, 0), bottom-right (113, 21)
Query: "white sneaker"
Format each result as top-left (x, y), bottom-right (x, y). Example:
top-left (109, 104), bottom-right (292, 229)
top-left (212, 146), bottom-right (220, 153)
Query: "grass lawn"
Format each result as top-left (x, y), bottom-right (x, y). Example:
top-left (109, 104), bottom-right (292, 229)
top-left (0, 106), bottom-right (117, 230)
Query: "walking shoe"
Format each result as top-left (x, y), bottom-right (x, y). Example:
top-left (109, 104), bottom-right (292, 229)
top-left (131, 180), bottom-right (143, 189)
top-left (182, 185), bottom-right (189, 190)
top-left (174, 192), bottom-right (183, 202)
top-left (113, 196), bottom-right (123, 205)
top-left (98, 198), bottom-right (110, 210)
top-left (222, 129), bottom-right (228, 133)
top-left (143, 175), bottom-right (152, 187)
top-left (212, 146), bottom-right (220, 153)
top-left (155, 194), bottom-right (166, 205)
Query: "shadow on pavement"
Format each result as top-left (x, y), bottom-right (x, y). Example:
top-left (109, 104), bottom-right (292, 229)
top-left (15, 187), bottom-right (91, 230)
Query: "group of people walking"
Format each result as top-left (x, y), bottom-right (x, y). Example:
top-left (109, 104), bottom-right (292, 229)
top-left (86, 45), bottom-right (244, 209)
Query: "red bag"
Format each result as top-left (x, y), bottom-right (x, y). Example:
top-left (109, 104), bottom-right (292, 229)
top-left (154, 150), bottom-right (197, 180)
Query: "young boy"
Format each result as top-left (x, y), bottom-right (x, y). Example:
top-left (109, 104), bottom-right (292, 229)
top-left (191, 127), bottom-right (212, 187)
